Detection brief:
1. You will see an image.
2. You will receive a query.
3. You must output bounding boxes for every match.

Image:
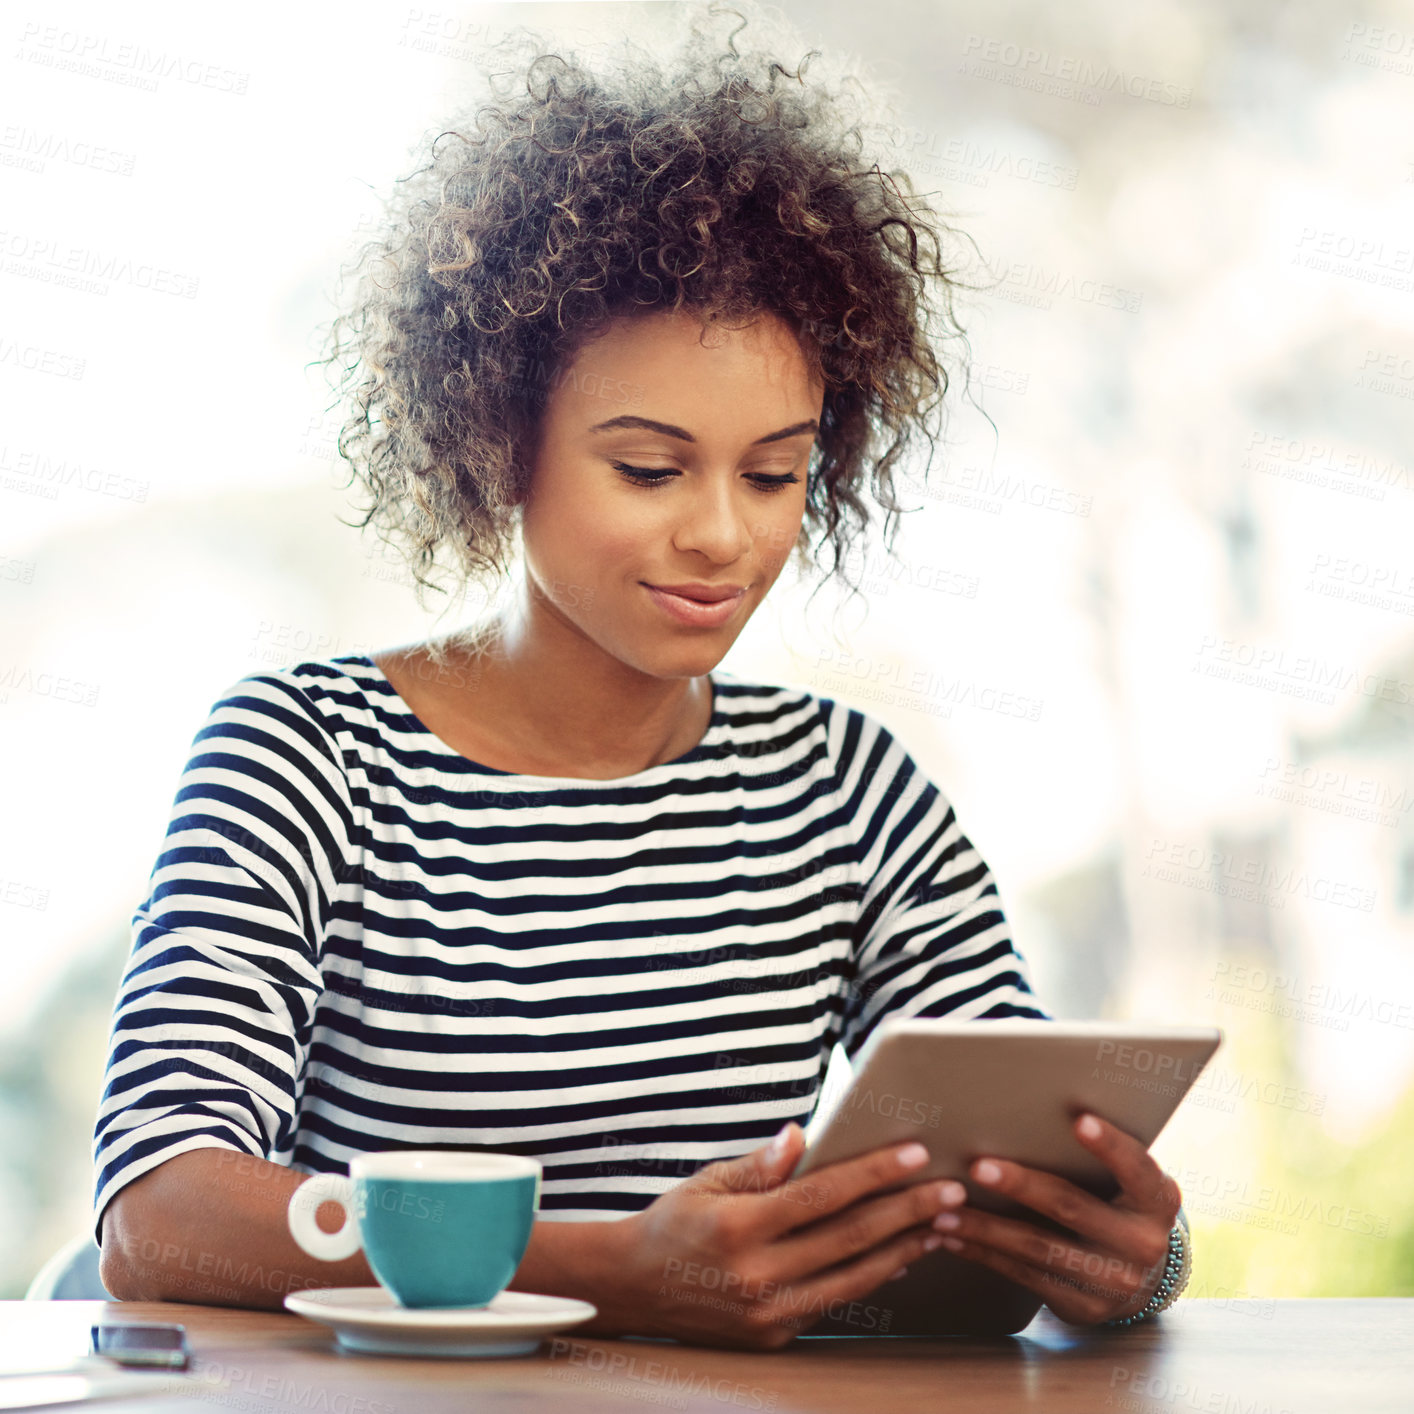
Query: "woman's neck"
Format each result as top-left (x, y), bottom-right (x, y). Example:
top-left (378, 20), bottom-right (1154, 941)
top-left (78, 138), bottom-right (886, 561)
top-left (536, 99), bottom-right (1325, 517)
top-left (394, 597), bottom-right (714, 779)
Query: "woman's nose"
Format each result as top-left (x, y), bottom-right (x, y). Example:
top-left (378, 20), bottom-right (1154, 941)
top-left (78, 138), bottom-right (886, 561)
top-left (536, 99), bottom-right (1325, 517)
top-left (671, 480), bottom-right (756, 563)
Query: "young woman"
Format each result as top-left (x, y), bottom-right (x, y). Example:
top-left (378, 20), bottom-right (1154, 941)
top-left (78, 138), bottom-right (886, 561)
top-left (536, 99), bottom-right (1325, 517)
top-left (92, 10), bottom-right (1187, 1348)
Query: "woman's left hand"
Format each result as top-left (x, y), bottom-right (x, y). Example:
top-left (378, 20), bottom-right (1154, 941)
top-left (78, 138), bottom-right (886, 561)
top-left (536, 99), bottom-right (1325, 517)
top-left (928, 1112), bottom-right (1184, 1325)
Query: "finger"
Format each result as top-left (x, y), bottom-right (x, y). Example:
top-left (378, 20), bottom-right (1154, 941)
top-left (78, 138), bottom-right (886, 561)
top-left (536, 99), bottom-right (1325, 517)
top-left (688, 1122), bottom-right (806, 1199)
top-left (1071, 1113), bottom-right (1184, 1221)
top-left (772, 1175), bottom-right (966, 1283)
top-left (933, 1234), bottom-right (1114, 1326)
top-left (753, 1139), bottom-right (939, 1241)
top-left (766, 1221), bottom-right (948, 1335)
top-left (936, 1206), bottom-right (1160, 1305)
top-left (965, 1154), bottom-right (1158, 1255)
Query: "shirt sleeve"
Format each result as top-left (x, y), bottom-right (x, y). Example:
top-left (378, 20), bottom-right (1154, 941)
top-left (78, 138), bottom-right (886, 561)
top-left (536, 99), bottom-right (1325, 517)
top-left (91, 670), bottom-right (354, 1246)
top-left (831, 705), bottom-right (1050, 1062)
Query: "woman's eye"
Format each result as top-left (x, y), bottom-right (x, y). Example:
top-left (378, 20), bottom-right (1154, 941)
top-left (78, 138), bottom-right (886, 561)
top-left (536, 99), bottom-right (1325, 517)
top-left (612, 462), bottom-right (678, 485)
top-left (611, 462), bottom-right (800, 492)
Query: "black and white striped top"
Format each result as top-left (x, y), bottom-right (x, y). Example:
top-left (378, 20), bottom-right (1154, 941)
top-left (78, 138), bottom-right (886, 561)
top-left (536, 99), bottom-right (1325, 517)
top-left (92, 654), bottom-right (1048, 1241)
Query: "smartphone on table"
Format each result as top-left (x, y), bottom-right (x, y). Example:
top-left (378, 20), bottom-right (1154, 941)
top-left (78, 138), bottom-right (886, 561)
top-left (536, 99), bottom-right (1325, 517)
top-left (89, 1322), bottom-right (190, 1369)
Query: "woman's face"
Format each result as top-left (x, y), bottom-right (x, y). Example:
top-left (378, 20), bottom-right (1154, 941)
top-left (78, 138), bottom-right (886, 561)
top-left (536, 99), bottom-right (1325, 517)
top-left (517, 307), bottom-right (825, 681)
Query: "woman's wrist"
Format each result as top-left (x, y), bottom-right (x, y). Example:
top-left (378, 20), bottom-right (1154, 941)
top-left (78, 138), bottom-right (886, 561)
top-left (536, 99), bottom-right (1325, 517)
top-left (507, 1214), bottom-right (638, 1336)
top-left (1104, 1208), bottom-right (1191, 1328)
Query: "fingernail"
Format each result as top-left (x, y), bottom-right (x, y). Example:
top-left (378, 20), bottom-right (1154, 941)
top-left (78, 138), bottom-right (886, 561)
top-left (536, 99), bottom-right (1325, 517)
top-left (932, 1212), bottom-right (960, 1231)
top-left (937, 1180), bottom-right (966, 1206)
top-left (974, 1160), bottom-right (1002, 1185)
top-left (922, 1234), bottom-right (945, 1251)
top-left (767, 1122), bottom-right (793, 1161)
top-left (940, 1236), bottom-right (964, 1252)
top-left (889, 1266), bottom-right (909, 1280)
top-left (897, 1142), bottom-right (929, 1169)
top-left (1078, 1114), bottom-right (1102, 1140)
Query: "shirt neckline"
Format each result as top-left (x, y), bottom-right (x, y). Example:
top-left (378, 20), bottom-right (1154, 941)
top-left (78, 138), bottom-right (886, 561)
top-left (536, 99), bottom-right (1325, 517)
top-left (352, 653), bottom-right (729, 783)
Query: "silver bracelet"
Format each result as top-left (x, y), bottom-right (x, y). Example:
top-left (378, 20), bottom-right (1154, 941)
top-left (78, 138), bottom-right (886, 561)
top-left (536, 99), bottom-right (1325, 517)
top-left (1104, 1212), bottom-right (1192, 1328)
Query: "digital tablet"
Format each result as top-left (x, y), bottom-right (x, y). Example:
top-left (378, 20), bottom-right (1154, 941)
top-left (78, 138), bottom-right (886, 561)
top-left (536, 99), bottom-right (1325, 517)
top-left (789, 1018), bottom-right (1223, 1337)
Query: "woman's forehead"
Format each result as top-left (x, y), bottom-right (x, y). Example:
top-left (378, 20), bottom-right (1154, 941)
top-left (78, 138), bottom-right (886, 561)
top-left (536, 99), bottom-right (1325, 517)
top-left (566, 305), bottom-right (817, 372)
top-left (546, 310), bottom-right (824, 423)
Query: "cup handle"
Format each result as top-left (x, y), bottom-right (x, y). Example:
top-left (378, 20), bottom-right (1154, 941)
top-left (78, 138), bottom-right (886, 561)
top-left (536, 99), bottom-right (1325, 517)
top-left (287, 1172), bottom-right (360, 1262)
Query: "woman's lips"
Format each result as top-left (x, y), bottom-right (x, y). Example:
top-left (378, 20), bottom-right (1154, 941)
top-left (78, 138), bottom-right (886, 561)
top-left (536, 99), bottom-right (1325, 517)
top-left (644, 584), bottom-right (746, 627)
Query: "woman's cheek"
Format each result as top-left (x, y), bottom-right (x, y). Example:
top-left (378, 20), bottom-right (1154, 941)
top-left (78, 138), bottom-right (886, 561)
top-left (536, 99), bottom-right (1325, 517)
top-left (753, 511), bottom-right (804, 579)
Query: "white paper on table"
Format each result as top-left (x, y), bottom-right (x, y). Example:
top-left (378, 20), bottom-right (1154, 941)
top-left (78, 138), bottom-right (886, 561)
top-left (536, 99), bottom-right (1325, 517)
top-left (0, 1362), bottom-right (188, 1409)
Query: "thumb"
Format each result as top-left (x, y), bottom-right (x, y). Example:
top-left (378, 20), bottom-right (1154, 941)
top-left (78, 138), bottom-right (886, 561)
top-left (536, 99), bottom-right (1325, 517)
top-left (758, 1121), bottom-right (805, 1183)
top-left (693, 1121), bottom-right (806, 1196)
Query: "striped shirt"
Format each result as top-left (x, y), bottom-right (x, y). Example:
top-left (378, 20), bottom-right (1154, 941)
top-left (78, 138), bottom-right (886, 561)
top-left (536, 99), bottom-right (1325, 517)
top-left (92, 653), bottom-right (1048, 1242)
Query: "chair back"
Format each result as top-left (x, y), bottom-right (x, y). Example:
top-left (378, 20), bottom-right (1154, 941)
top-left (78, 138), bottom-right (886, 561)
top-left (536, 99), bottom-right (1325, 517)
top-left (25, 1235), bottom-right (115, 1300)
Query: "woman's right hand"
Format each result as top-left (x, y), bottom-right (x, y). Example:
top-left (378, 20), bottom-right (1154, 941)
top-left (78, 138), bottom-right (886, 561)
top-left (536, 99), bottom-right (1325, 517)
top-left (610, 1122), bottom-right (966, 1349)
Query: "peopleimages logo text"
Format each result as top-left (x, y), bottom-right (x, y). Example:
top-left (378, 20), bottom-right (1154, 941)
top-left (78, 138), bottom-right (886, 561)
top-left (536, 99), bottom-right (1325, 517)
top-left (960, 36), bottom-right (1192, 106)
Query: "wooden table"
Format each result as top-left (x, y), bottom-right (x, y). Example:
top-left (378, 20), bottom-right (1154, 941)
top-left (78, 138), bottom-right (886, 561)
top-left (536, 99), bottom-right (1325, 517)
top-left (2, 1299), bottom-right (1409, 1413)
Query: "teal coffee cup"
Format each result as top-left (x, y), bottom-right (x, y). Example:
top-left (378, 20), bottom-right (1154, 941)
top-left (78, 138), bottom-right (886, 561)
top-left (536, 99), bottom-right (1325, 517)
top-left (286, 1150), bottom-right (541, 1308)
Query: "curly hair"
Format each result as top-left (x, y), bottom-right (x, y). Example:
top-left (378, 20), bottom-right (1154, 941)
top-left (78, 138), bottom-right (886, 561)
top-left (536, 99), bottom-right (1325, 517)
top-left (315, 2), bottom-right (978, 659)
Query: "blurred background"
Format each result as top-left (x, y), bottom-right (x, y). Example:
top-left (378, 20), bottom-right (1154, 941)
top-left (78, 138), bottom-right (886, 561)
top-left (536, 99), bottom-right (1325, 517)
top-left (2, 0), bottom-right (1411, 1303)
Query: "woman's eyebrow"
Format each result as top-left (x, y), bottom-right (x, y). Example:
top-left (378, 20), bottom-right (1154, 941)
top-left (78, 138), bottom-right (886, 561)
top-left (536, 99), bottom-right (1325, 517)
top-left (587, 414), bottom-right (819, 445)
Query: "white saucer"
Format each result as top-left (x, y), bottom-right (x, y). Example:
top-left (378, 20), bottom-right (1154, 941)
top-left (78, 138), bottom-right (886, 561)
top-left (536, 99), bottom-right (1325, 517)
top-left (283, 1286), bottom-right (598, 1358)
